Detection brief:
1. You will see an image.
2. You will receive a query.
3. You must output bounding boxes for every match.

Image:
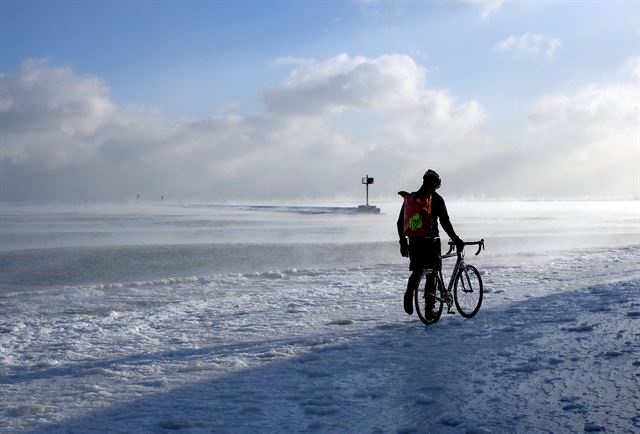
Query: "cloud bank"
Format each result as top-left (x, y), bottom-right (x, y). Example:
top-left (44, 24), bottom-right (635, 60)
top-left (462, 55), bottom-right (638, 198)
top-left (0, 54), bottom-right (637, 202)
top-left (0, 55), bottom-right (486, 201)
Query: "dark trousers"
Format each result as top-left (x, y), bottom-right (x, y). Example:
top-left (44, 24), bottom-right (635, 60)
top-left (407, 269), bottom-right (436, 296)
top-left (405, 237), bottom-right (441, 300)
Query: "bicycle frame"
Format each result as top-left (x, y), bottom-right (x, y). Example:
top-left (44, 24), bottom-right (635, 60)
top-left (437, 240), bottom-right (484, 313)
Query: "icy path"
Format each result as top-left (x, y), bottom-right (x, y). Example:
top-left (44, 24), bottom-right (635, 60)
top-left (0, 246), bottom-right (639, 433)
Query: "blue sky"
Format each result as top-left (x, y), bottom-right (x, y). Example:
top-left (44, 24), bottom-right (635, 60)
top-left (0, 0), bottom-right (638, 201)
top-left (2, 1), bottom-right (634, 115)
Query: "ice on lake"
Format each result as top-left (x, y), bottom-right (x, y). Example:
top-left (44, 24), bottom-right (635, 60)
top-left (0, 200), bottom-right (638, 433)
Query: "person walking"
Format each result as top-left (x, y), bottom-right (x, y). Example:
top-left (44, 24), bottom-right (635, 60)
top-left (397, 169), bottom-right (464, 316)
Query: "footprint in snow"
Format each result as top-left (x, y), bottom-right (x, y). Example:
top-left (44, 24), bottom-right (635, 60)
top-left (326, 319), bottom-right (354, 326)
top-left (414, 394), bottom-right (435, 406)
top-left (563, 324), bottom-right (594, 333)
top-left (598, 351), bottom-right (624, 359)
top-left (503, 363), bottom-right (540, 374)
top-left (561, 402), bottom-right (585, 413)
top-left (438, 415), bottom-right (463, 427)
top-left (584, 422), bottom-right (605, 432)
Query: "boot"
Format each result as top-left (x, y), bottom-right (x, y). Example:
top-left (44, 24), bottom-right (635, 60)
top-left (424, 300), bottom-right (435, 320)
top-left (403, 290), bottom-right (413, 315)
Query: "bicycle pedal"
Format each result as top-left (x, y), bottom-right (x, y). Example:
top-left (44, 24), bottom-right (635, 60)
top-left (447, 308), bottom-right (456, 314)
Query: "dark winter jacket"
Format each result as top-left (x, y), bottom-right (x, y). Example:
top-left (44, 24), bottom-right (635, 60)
top-left (397, 188), bottom-right (459, 242)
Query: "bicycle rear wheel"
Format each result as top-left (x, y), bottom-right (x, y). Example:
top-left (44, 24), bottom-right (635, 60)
top-left (415, 270), bottom-right (444, 325)
top-left (453, 264), bottom-right (483, 318)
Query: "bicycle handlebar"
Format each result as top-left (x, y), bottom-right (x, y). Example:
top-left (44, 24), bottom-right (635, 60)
top-left (446, 239), bottom-right (485, 256)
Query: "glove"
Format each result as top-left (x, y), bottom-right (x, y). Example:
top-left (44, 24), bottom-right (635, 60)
top-left (454, 237), bottom-right (465, 252)
top-left (399, 238), bottom-right (409, 258)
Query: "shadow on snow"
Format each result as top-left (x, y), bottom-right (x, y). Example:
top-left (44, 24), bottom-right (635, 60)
top-left (18, 278), bottom-right (640, 433)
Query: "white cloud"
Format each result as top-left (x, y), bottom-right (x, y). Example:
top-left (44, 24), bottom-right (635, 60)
top-left (4, 55), bottom-right (633, 201)
top-left (0, 60), bottom-right (115, 169)
top-left (265, 53), bottom-right (425, 115)
top-left (0, 56), bottom-right (488, 201)
top-left (491, 63), bottom-right (638, 198)
top-left (495, 33), bottom-right (561, 59)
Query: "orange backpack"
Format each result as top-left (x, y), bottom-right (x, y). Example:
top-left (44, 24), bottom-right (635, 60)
top-left (398, 191), bottom-right (433, 237)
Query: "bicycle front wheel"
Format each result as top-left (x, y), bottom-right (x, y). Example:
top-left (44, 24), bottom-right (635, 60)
top-left (453, 264), bottom-right (483, 318)
top-left (415, 270), bottom-right (444, 325)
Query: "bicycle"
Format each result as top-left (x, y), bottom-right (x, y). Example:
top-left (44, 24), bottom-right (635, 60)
top-left (414, 239), bottom-right (485, 325)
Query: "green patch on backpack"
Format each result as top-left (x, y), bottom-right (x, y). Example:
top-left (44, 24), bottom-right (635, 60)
top-left (408, 212), bottom-right (423, 232)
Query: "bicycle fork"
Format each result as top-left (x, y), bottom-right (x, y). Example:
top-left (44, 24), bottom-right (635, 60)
top-left (458, 263), bottom-right (475, 294)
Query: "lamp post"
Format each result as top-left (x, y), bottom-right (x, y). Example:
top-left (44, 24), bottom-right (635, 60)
top-left (362, 175), bottom-right (374, 206)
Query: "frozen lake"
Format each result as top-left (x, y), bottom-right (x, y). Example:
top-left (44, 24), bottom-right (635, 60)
top-left (1, 200), bottom-right (637, 290)
top-left (0, 200), bottom-right (638, 433)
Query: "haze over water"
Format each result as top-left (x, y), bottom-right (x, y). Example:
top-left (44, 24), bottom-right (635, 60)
top-left (1, 200), bottom-right (637, 292)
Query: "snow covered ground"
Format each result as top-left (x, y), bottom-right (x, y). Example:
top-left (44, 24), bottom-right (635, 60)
top-left (0, 201), bottom-right (638, 433)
